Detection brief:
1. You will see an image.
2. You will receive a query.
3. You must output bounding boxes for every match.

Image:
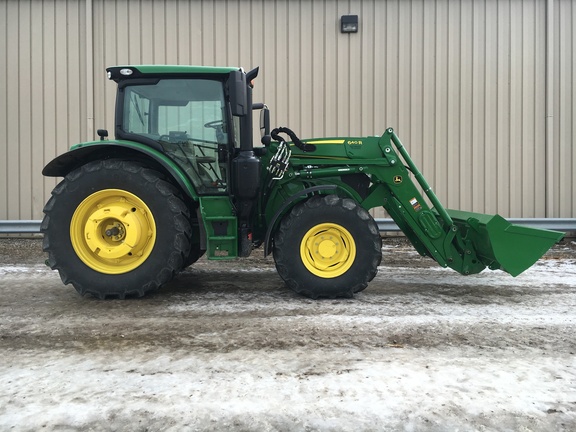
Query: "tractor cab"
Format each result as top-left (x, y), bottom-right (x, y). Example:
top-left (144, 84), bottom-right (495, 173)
top-left (107, 66), bottom-right (241, 195)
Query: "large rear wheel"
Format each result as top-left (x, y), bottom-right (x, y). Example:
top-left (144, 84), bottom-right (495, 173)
top-left (273, 195), bottom-right (382, 298)
top-left (42, 160), bottom-right (192, 298)
top-left (184, 223), bottom-right (205, 266)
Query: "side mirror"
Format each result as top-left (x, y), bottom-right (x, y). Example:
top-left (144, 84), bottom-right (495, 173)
top-left (259, 106), bottom-right (270, 138)
top-left (228, 70), bottom-right (247, 117)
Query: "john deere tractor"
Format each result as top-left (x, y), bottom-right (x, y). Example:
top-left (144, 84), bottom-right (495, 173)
top-left (41, 65), bottom-right (564, 299)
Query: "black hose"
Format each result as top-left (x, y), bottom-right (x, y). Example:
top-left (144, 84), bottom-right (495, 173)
top-left (270, 127), bottom-right (316, 152)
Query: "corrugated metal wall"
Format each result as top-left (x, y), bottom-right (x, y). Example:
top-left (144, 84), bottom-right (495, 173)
top-left (1, 0), bottom-right (574, 221)
top-left (1, 0), bottom-right (88, 219)
top-left (553, 0), bottom-right (576, 218)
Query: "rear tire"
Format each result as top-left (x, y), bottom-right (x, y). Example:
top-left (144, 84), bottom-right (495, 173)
top-left (41, 160), bottom-right (192, 299)
top-left (183, 212), bottom-right (205, 267)
top-left (184, 242), bottom-right (205, 267)
top-left (273, 195), bottom-right (382, 299)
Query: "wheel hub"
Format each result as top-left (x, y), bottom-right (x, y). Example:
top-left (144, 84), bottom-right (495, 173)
top-left (70, 189), bottom-right (156, 274)
top-left (317, 238), bottom-right (338, 258)
top-left (104, 223), bottom-right (125, 240)
top-left (300, 223), bottom-right (356, 278)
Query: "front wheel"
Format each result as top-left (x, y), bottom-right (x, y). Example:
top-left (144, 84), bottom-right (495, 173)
top-left (42, 160), bottom-right (192, 298)
top-left (273, 195), bottom-right (382, 299)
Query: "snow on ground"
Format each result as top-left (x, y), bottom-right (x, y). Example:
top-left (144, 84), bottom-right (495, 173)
top-left (0, 239), bottom-right (575, 431)
top-left (2, 346), bottom-right (575, 431)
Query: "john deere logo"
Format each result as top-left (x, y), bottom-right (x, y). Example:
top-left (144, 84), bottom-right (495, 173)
top-left (393, 175), bottom-right (403, 184)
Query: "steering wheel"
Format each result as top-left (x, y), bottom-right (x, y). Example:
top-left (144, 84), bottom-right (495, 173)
top-left (204, 120), bottom-right (224, 129)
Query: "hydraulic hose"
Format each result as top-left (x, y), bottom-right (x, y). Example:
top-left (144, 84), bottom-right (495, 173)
top-left (271, 127), bottom-right (316, 152)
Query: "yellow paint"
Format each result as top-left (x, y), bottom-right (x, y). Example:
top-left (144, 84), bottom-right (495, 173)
top-left (70, 189), bottom-right (156, 274)
top-left (304, 139), bottom-right (346, 145)
top-left (299, 223), bottom-right (356, 278)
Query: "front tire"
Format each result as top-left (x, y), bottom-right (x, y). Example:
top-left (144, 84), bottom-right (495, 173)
top-left (273, 195), bottom-right (382, 298)
top-left (42, 160), bottom-right (192, 298)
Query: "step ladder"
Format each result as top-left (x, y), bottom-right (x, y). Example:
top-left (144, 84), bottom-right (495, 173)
top-left (199, 196), bottom-right (238, 259)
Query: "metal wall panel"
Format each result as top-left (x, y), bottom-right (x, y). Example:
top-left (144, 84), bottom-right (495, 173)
top-left (1, 0), bottom-right (574, 221)
top-left (553, 0), bottom-right (576, 217)
top-left (1, 0), bottom-right (87, 219)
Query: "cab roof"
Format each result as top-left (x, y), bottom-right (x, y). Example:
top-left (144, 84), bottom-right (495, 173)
top-left (106, 65), bottom-right (240, 82)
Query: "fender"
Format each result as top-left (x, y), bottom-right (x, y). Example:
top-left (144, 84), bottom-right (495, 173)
top-left (42, 140), bottom-right (198, 200)
top-left (263, 185), bottom-right (340, 256)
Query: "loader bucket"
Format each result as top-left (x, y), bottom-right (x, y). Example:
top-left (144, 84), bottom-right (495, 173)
top-left (446, 209), bottom-right (565, 276)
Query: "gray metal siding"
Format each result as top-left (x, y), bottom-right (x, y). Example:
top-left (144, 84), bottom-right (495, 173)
top-left (1, 0), bottom-right (87, 219)
top-left (1, 0), bottom-right (574, 221)
top-left (554, 0), bottom-right (576, 218)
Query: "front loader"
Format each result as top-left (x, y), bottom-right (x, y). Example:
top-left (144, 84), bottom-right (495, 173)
top-left (41, 65), bottom-right (564, 299)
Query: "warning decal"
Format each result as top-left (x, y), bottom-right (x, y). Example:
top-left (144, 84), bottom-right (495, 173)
top-left (409, 197), bottom-right (422, 212)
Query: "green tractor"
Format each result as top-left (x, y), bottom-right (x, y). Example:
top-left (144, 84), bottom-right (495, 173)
top-left (41, 65), bottom-right (564, 299)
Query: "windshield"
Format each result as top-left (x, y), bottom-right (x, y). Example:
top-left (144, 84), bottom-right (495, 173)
top-left (122, 79), bottom-right (230, 194)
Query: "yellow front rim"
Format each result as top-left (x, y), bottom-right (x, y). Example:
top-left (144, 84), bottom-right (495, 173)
top-left (70, 189), bottom-right (156, 274)
top-left (300, 223), bottom-right (356, 278)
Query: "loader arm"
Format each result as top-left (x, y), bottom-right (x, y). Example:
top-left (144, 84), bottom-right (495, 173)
top-left (364, 129), bottom-right (564, 276)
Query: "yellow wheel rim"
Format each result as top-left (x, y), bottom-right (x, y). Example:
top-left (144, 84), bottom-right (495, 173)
top-left (70, 189), bottom-right (156, 274)
top-left (300, 223), bottom-right (356, 278)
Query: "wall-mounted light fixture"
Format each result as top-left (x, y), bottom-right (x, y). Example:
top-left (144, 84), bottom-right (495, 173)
top-left (340, 15), bottom-right (358, 33)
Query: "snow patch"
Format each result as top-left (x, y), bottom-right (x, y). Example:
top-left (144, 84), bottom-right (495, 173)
top-left (0, 265), bottom-right (52, 275)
